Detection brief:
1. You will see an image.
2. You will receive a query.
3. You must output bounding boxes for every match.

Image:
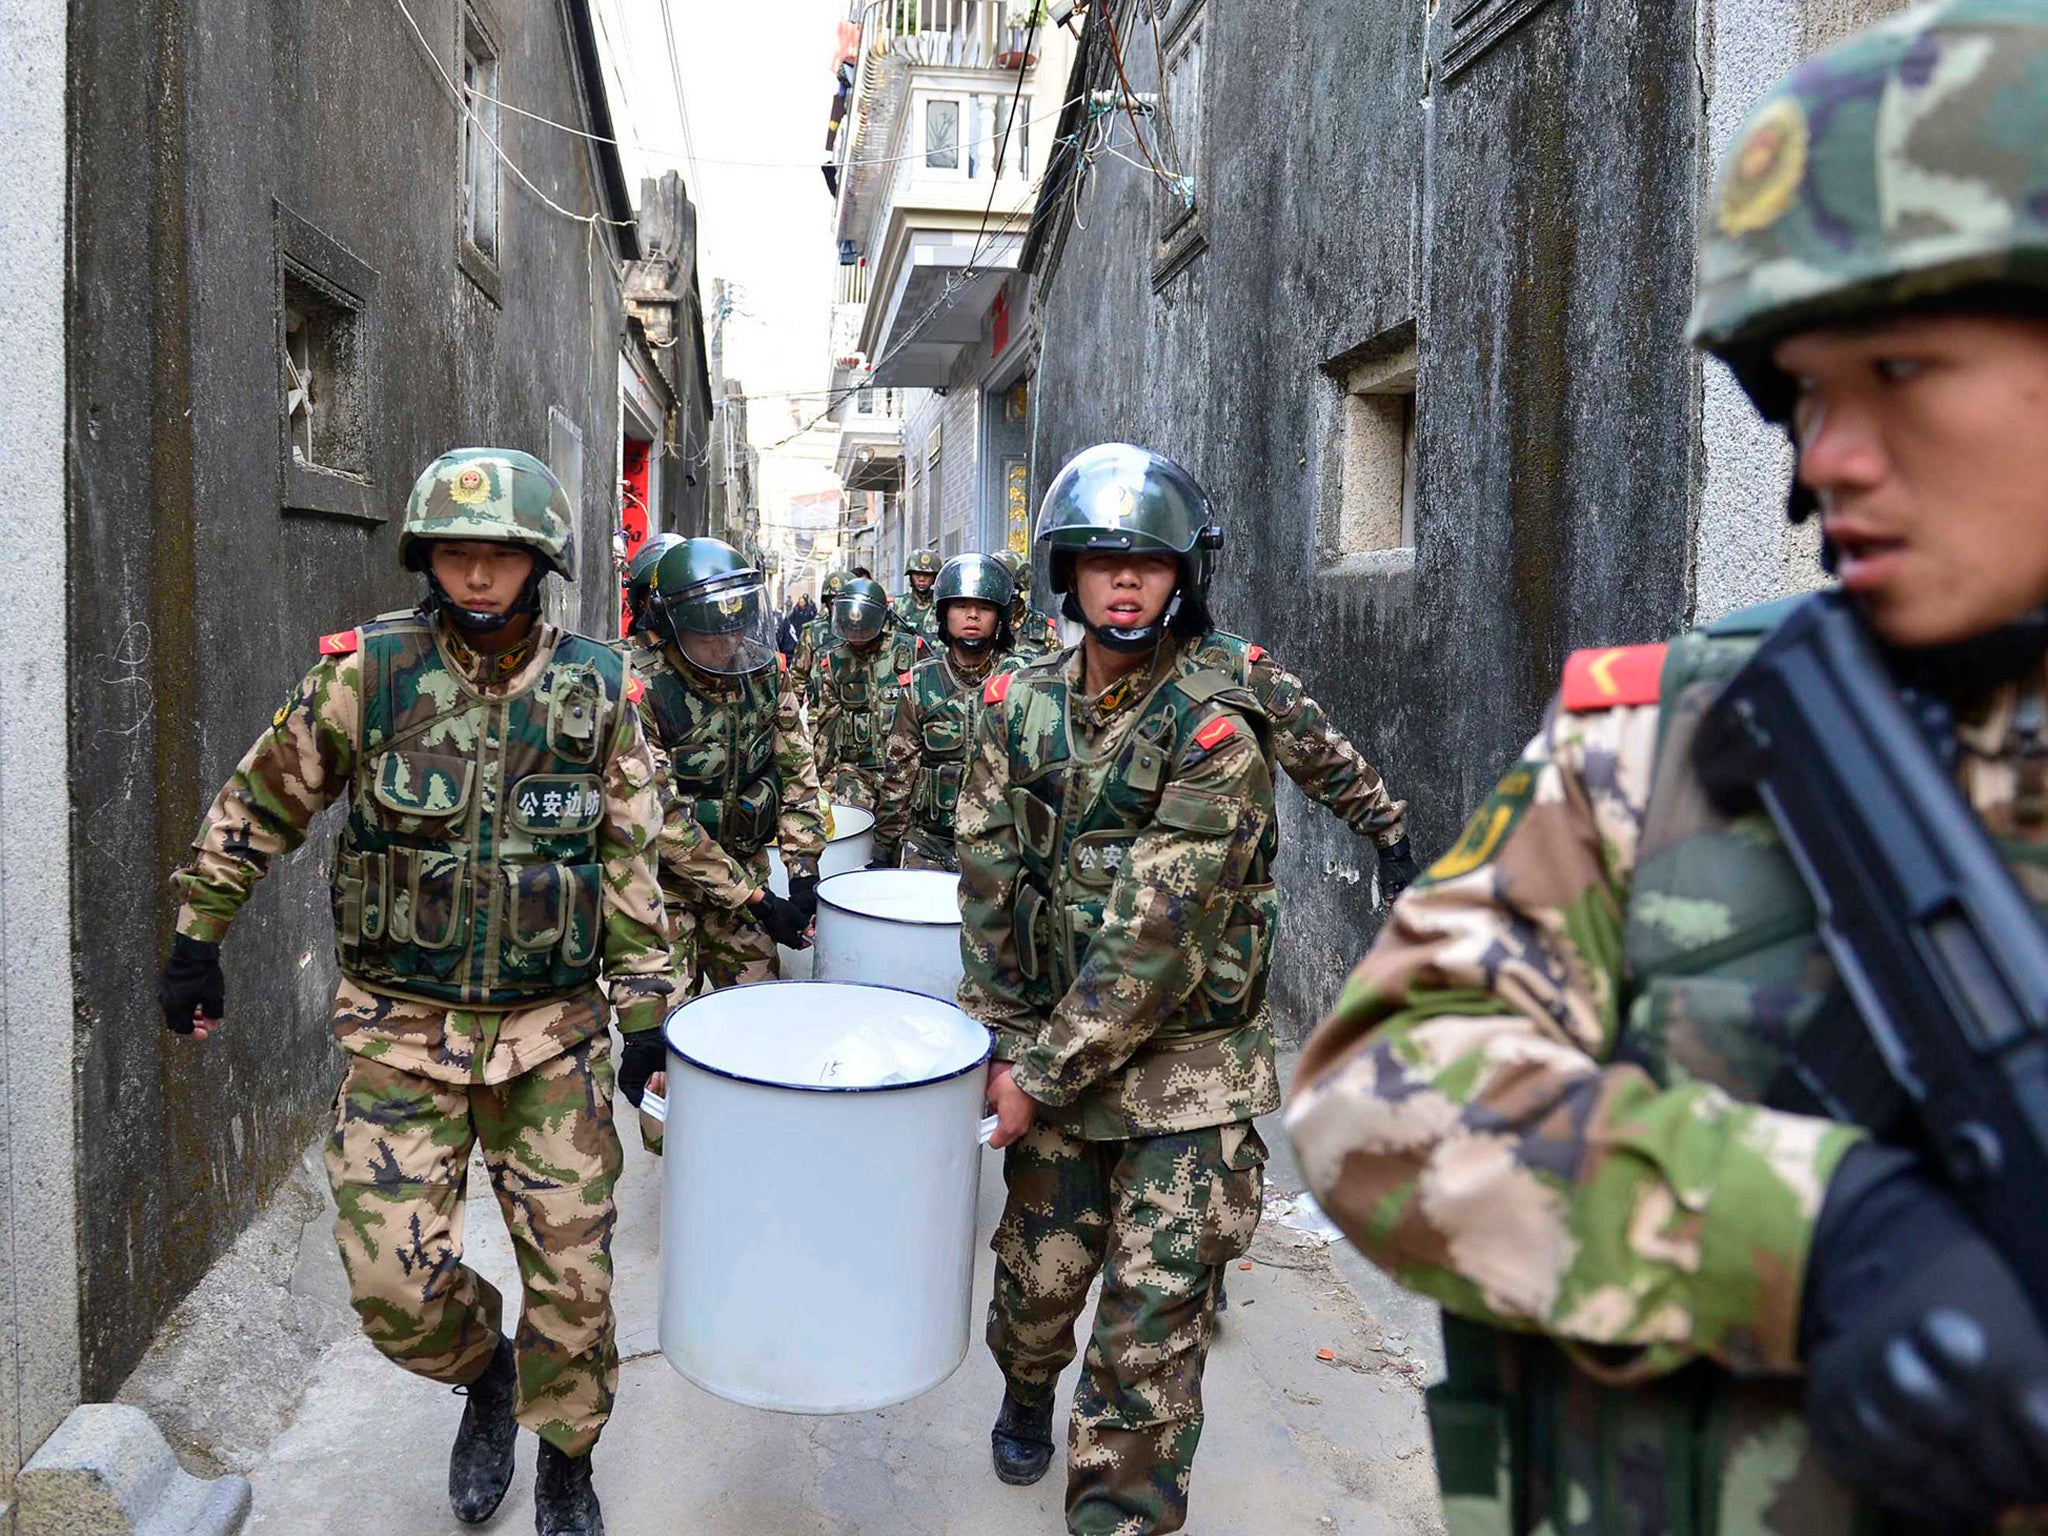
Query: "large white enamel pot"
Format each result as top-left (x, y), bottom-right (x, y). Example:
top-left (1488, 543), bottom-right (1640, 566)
top-left (767, 803), bottom-right (876, 978)
top-left (812, 869), bottom-right (962, 1002)
top-left (658, 981), bottom-right (990, 1413)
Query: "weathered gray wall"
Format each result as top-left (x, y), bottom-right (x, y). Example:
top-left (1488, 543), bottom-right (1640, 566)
top-left (68, 0), bottom-right (631, 1397)
top-left (1029, 0), bottom-right (1699, 1039)
top-left (1, 0), bottom-right (82, 1488)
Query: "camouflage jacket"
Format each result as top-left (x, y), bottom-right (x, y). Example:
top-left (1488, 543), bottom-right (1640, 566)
top-left (790, 613), bottom-right (833, 708)
top-left (957, 637), bottom-right (1280, 1138)
top-left (876, 646), bottom-right (1005, 858)
top-left (173, 615), bottom-right (674, 1084)
top-left (1284, 617), bottom-right (2048, 1532)
top-left (1191, 632), bottom-right (1408, 846)
top-left (814, 629), bottom-right (922, 779)
top-left (1009, 607), bottom-right (1063, 665)
top-left (891, 591), bottom-right (941, 647)
top-left (627, 644), bottom-right (826, 884)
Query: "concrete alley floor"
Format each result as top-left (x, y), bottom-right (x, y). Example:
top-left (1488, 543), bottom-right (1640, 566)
top-left (146, 1057), bottom-right (1447, 1536)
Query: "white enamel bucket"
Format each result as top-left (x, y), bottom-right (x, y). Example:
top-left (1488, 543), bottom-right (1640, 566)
top-left (812, 869), bottom-right (962, 1002)
top-left (767, 803), bottom-right (876, 978)
top-left (658, 981), bottom-right (990, 1412)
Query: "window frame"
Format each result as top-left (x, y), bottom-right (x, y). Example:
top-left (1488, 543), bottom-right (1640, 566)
top-left (457, 1), bottom-right (504, 304)
top-left (275, 201), bottom-right (381, 524)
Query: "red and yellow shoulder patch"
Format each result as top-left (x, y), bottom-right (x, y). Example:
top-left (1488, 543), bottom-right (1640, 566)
top-left (318, 628), bottom-right (360, 656)
top-left (983, 672), bottom-right (1013, 706)
top-left (1247, 645), bottom-right (1266, 663)
top-left (1193, 716), bottom-right (1237, 751)
top-left (898, 670), bottom-right (916, 686)
top-left (1560, 644), bottom-right (1668, 712)
top-left (626, 675), bottom-right (646, 704)
top-left (778, 654), bottom-right (789, 675)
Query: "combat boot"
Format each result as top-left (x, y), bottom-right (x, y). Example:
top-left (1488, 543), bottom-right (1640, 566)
top-left (449, 1334), bottom-right (518, 1524)
top-left (535, 1441), bottom-right (605, 1536)
top-left (990, 1388), bottom-right (1055, 1486)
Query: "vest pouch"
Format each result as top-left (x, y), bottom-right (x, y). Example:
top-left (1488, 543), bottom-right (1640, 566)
top-left (333, 854), bottom-right (365, 947)
top-left (371, 749), bottom-right (474, 829)
top-left (546, 666), bottom-right (606, 765)
top-left (1009, 788), bottom-right (1059, 864)
top-left (1014, 882), bottom-right (1048, 982)
top-left (504, 862), bottom-right (569, 951)
top-left (560, 862), bottom-right (602, 969)
top-left (691, 796), bottom-right (725, 844)
top-left (728, 775), bottom-right (781, 854)
top-left (1202, 881), bottom-right (1278, 1008)
top-left (915, 763), bottom-right (963, 827)
top-left (393, 845), bottom-right (466, 951)
top-left (920, 711), bottom-right (967, 761)
top-left (361, 851), bottom-right (389, 942)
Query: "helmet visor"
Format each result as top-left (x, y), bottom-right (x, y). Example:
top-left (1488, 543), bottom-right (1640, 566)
top-left (832, 592), bottom-right (889, 646)
top-left (662, 577), bottom-right (778, 675)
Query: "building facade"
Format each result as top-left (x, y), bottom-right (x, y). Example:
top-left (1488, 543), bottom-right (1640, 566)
top-left (1016, 0), bottom-right (1906, 1040)
top-left (0, 0), bottom-right (710, 1490)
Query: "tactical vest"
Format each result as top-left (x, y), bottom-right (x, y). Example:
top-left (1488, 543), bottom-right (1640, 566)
top-left (1427, 595), bottom-right (2019, 1536)
top-left (820, 632), bottom-right (918, 772)
top-left (997, 655), bottom-right (1279, 1043)
top-left (628, 645), bottom-right (784, 859)
top-left (900, 653), bottom-right (996, 843)
top-left (330, 615), bottom-right (625, 1008)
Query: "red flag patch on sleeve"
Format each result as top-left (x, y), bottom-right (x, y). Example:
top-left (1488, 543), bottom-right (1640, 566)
top-left (1193, 717), bottom-right (1237, 752)
top-left (1560, 644), bottom-right (1668, 711)
top-left (318, 628), bottom-right (360, 656)
top-left (626, 676), bottom-right (646, 704)
top-left (983, 672), bottom-right (1013, 706)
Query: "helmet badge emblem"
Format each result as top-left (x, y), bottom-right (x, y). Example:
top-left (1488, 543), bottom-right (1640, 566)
top-left (1718, 96), bottom-right (1808, 238)
top-left (715, 594), bottom-right (745, 617)
top-left (449, 466), bottom-right (491, 506)
top-left (1099, 484), bottom-right (1138, 529)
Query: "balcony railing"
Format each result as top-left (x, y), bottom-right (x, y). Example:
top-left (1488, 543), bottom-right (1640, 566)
top-left (866, 0), bottom-right (1037, 73)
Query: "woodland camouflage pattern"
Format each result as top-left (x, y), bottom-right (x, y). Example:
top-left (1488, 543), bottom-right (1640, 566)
top-left (960, 635), bottom-right (1279, 1536)
top-left (891, 588), bottom-right (942, 647)
top-left (876, 648), bottom-right (1005, 870)
top-left (1010, 606), bottom-right (1064, 664)
top-left (174, 617), bottom-right (675, 1067)
top-left (328, 1037), bottom-right (622, 1457)
top-left (397, 447), bottom-right (577, 580)
top-left (1692, 0), bottom-right (2048, 365)
top-left (989, 1121), bottom-right (1265, 1536)
top-left (1191, 632), bottom-right (1409, 848)
top-left (813, 627), bottom-right (922, 811)
top-left (1285, 625), bottom-right (2048, 1532)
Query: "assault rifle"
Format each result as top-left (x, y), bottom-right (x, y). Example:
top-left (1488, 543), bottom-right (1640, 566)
top-left (1694, 591), bottom-right (2048, 1280)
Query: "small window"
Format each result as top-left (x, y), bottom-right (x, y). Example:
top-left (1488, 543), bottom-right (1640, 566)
top-left (1152, 2), bottom-right (1207, 288)
top-left (925, 98), bottom-right (960, 169)
top-left (856, 387), bottom-right (876, 415)
top-left (276, 202), bottom-right (379, 522)
top-left (1325, 345), bottom-right (1418, 562)
top-left (459, 6), bottom-right (503, 298)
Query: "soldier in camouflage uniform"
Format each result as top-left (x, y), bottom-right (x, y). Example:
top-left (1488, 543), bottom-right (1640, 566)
top-left (995, 547), bottom-right (1064, 663)
top-left (814, 575), bottom-right (922, 811)
top-left (960, 443), bottom-right (1278, 1536)
top-left (893, 547), bottom-right (944, 645)
top-left (1288, 6), bottom-right (2048, 1530)
top-left (874, 552), bottom-right (1017, 871)
top-left (626, 538), bottom-right (825, 998)
top-left (790, 568), bottom-right (850, 708)
top-left (156, 449), bottom-right (660, 1536)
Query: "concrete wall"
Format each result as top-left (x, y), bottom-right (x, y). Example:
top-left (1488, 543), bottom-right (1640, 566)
top-left (0, 0), bottom-right (82, 1489)
top-left (67, 0), bottom-right (633, 1398)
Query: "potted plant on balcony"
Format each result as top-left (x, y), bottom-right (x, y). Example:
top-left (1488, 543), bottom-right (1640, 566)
top-left (997, 0), bottom-right (1045, 67)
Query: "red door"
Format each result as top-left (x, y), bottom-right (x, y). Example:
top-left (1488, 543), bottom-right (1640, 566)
top-left (620, 437), bottom-right (652, 637)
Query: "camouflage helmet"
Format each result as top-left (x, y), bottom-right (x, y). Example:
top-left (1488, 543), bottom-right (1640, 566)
top-left (1036, 443), bottom-right (1222, 596)
top-left (1691, 0), bottom-right (2048, 417)
top-left (821, 570), bottom-right (852, 604)
top-left (399, 448), bottom-right (576, 580)
top-left (905, 549), bottom-right (942, 577)
top-left (991, 548), bottom-right (1030, 583)
top-left (935, 553), bottom-right (1014, 610)
top-left (623, 532), bottom-right (685, 622)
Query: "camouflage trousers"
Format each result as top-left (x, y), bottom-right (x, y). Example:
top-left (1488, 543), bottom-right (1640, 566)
top-left (902, 829), bottom-right (957, 872)
top-left (988, 1119), bottom-right (1267, 1536)
top-left (325, 1036), bottom-right (624, 1457)
top-left (823, 763), bottom-right (882, 812)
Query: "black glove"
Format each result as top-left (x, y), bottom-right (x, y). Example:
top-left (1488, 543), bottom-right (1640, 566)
top-left (1376, 836), bottom-right (1420, 903)
top-left (867, 846), bottom-right (901, 871)
top-left (618, 1031), bottom-right (666, 1109)
top-left (157, 933), bottom-right (224, 1035)
top-left (1802, 1143), bottom-right (2048, 1522)
top-left (749, 889), bottom-right (811, 950)
top-left (787, 873), bottom-right (820, 927)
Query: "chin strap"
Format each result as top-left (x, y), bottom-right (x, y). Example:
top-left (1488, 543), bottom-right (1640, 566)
top-left (425, 571), bottom-right (543, 635)
top-left (1086, 590), bottom-right (1182, 655)
top-left (1886, 607), bottom-right (2048, 700)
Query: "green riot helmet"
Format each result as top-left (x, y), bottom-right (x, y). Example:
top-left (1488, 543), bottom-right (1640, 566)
top-left (1036, 443), bottom-right (1223, 653)
top-left (647, 537), bottom-right (778, 676)
top-left (832, 576), bottom-right (891, 647)
top-left (623, 533), bottom-right (685, 632)
top-left (934, 553), bottom-right (1015, 655)
top-left (1692, 2), bottom-right (2048, 446)
top-left (399, 447), bottom-right (577, 633)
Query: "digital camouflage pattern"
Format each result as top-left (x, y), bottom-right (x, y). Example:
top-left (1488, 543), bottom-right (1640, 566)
top-left (813, 627), bottom-right (923, 811)
top-left (1010, 606), bottom-right (1064, 664)
top-left (1191, 632), bottom-right (1409, 848)
top-left (875, 648), bottom-right (1006, 870)
top-left (1692, 0), bottom-right (2048, 393)
top-left (673, 848), bottom-right (784, 992)
top-left (1283, 626), bottom-right (2048, 1532)
top-left (957, 636), bottom-right (1280, 1139)
top-left (328, 1036), bottom-right (623, 1457)
top-left (989, 1119), bottom-right (1265, 1536)
top-left (174, 616), bottom-right (676, 1063)
top-left (397, 447), bottom-right (577, 580)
